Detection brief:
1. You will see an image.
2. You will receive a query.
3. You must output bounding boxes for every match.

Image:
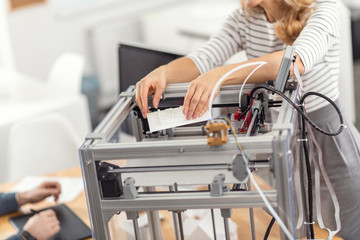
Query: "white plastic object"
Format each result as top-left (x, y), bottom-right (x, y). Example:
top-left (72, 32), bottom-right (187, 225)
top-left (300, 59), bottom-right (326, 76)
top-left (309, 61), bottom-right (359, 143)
top-left (7, 113), bottom-right (83, 181)
top-left (208, 61), bottom-right (267, 119)
top-left (47, 52), bottom-right (85, 94)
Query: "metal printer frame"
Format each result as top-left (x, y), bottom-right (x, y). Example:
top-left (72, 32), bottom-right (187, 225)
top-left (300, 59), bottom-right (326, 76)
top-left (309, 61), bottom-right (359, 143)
top-left (80, 79), bottom-right (299, 239)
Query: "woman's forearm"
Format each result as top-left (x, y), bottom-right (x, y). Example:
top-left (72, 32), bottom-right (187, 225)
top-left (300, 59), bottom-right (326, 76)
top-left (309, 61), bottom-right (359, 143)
top-left (181, 50), bottom-right (305, 120)
top-left (209, 50), bottom-right (305, 86)
top-left (165, 57), bottom-right (201, 84)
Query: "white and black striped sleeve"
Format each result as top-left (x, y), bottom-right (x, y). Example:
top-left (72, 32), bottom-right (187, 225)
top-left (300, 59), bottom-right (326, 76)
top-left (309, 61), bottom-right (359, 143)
top-left (187, 8), bottom-right (243, 74)
top-left (293, 0), bottom-right (340, 73)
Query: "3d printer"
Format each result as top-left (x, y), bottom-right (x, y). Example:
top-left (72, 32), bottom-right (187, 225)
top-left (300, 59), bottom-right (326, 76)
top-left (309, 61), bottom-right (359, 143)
top-left (80, 47), bottom-right (303, 240)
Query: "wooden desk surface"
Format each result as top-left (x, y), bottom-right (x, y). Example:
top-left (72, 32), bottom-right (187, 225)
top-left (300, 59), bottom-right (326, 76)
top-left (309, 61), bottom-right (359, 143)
top-left (0, 167), bottom-right (343, 240)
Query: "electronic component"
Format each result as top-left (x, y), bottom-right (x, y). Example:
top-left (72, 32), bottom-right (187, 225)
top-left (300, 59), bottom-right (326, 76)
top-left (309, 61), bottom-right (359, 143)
top-left (205, 119), bottom-right (229, 145)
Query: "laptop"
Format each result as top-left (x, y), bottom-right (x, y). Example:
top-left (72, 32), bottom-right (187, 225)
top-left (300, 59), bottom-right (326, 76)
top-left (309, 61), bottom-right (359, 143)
top-left (118, 41), bottom-right (184, 93)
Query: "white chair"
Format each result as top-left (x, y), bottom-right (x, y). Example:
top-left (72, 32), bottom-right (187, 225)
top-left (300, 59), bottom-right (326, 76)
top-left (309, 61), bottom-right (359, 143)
top-left (47, 52), bottom-right (85, 94)
top-left (7, 113), bottom-right (83, 181)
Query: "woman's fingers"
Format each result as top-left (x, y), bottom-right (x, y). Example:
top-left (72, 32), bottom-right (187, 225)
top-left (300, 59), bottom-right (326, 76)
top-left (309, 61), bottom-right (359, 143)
top-left (183, 81), bottom-right (211, 120)
top-left (199, 99), bottom-right (209, 118)
top-left (135, 66), bottom-right (168, 119)
top-left (135, 82), bottom-right (144, 116)
top-left (183, 82), bottom-right (196, 117)
top-left (152, 84), bottom-right (165, 110)
top-left (135, 79), bottom-right (153, 119)
top-left (187, 92), bottom-right (207, 120)
top-left (140, 82), bottom-right (150, 118)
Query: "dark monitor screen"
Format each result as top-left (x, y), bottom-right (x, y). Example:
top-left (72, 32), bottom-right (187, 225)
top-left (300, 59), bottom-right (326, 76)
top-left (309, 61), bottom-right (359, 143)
top-left (118, 43), bottom-right (183, 93)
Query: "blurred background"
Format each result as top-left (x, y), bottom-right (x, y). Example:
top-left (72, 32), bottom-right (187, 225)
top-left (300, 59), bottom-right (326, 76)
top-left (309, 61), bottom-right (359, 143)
top-left (0, 0), bottom-right (359, 182)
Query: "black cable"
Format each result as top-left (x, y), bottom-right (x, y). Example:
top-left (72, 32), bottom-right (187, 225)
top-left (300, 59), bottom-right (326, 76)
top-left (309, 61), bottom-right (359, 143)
top-left (244, 85), bottom-right (344, 239)
top-left (298, 113), bottom-right (311, 239)
top-left (263, 217), bottom-right (276, 240)
top-left (247, 85), bottom-right (344, 136)
top-left (238, 105), bottom-right (251, 121)
top-left (300, 110), bottom-right (315, 239)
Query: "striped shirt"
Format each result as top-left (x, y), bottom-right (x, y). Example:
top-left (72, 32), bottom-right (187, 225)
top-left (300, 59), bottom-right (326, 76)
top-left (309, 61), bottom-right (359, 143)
top-left (188, 0), bottom-right (340, 112)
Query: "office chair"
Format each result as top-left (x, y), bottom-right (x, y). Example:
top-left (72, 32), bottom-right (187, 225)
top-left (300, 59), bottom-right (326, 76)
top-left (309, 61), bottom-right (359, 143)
top-left (7, 113), bottom-right (83, 181)
top-left (47, 52), bottom-right (85, 94)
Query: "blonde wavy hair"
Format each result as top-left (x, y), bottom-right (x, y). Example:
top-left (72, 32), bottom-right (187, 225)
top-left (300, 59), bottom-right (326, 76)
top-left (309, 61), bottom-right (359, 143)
top-left (241, 0), bottom-right (314, 45)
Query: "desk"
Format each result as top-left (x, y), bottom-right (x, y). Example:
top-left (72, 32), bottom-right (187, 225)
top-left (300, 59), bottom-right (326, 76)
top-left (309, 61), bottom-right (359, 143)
top-left (0, 67), bottom-right (91, 182)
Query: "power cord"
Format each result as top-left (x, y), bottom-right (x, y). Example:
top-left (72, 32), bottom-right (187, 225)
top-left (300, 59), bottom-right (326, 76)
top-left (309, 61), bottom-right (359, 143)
top-left (264, 217), bottom-right (276, 240)
top-left (300, 108), bottom-right (315, 239)
top-left (242, 85), bottom-right (344, 136)
top-left (239, 84), bottom-right (344, 239)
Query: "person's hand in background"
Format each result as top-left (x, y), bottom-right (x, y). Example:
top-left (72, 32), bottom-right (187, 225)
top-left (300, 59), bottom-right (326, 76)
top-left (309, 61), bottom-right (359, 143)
top-left (16, 181), bottom-right (61, 206)
top-left (23, 209), bottom-right (60, 240)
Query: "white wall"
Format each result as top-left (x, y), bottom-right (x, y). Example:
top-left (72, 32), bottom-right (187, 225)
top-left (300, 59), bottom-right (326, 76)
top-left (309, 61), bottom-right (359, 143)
top-left (3, 0), bottom-right (194, 109)
top-left (142, 0), bottom-right (238, 53)
top-left (84, 0), bottom-right (194, 108)
top-left (338, 1), bottom-right (356, 122)
top-left (0, 0), bottom-right (15, 69)
top-left (89, 19), bottom-right (141, 107)
top-left (7, 3), bottom-right (86, 82)
top-left (343, 0), bottom-right (360, 10)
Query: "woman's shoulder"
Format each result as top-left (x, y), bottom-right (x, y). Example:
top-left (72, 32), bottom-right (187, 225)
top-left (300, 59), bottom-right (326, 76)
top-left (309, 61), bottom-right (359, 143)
top-left (312, 0), bottom-right (339, 11)
top-left (314, 0), bottom-right (337, 4)
top-left (308, 0), bottom-right (340, 29)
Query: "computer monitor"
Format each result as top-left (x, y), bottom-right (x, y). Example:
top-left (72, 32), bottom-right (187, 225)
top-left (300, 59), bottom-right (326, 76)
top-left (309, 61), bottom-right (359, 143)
top-left (118, 41), bottom-right (183, 93)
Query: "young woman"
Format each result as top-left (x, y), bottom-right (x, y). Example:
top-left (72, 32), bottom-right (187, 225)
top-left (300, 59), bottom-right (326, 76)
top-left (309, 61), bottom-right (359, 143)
top-left (135, 0), bottom-right (360, 238)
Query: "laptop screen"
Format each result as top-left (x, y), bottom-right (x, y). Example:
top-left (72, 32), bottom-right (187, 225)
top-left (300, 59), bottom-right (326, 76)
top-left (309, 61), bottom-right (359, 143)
top-left (118, 43), bottom-right (183, 93)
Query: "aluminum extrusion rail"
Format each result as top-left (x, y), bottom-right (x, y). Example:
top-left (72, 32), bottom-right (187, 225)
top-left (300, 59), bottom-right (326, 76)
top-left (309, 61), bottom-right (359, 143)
top-left (100, 190), bottom-right (277, 212)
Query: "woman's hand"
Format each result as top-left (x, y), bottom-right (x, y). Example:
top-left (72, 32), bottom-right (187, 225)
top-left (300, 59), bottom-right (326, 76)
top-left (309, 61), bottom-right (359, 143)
top-left (17, 181), bottom-right (61, 206)
top-left (135, 57), bottom-right (201, 119)
top-left (135, 65), bottom-right (167, 119)
top-left (182, 70), bottom-right (222, 120)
